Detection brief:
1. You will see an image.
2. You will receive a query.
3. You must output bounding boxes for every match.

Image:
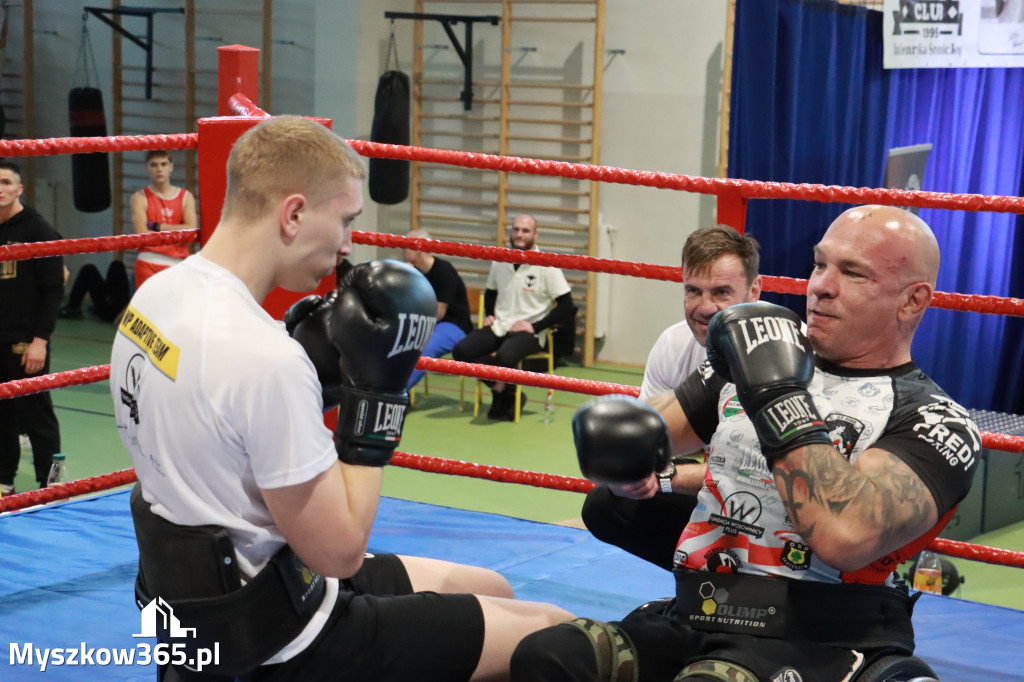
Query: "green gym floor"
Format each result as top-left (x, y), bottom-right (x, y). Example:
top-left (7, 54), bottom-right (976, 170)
top-left (13, 315), bottom-right (1024, 613)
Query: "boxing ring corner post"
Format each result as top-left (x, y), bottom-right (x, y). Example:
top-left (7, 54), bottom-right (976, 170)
top-left (202, 45), bottom-right (336, 319)
top-left (716, 189), bottom-right (748, 234)
top-left (216, 44), bottom-right (260, 117)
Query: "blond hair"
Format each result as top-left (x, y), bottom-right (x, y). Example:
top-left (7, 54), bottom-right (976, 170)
top-left (222, 115), bottom-right (366, 224)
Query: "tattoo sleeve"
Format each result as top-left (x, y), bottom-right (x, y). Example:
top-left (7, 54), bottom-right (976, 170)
top-left (772, 443), bottom-right (937, 561)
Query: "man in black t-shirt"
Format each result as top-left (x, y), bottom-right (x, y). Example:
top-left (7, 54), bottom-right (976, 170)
top-left (0, 160), bottom-right (64, 494)
top-left (511, 206), bottom-right (981, 682)
top-left (402, 229), bottom-right (473, 389)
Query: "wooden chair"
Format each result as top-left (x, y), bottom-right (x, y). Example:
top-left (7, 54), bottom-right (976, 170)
top-left (513, 331), bottom-right (556, 422)
top-left (471, 321), bottom-right (556, 423)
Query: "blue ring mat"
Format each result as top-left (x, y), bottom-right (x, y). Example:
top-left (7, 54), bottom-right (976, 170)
top-left (1, 490), bottom-right (1022, 681)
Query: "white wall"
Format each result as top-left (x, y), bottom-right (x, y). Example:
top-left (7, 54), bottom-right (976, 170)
top-left (330, 1), bottom-right (728, 365)
top-left (16, 0), bottom-right (726, 367)
top-left (596, 1), bottom-right (727, 363)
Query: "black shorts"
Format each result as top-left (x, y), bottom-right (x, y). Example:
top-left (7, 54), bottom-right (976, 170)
top-left (617, 609), bottom-right (865, 682)
top-left (255, 553), bottom-right (486, 682)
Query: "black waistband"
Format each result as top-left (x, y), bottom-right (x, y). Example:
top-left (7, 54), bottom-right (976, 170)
top-left (131, 484), bottom-right (326, 676)
top-left (671, 569), bottom-right (918, 652)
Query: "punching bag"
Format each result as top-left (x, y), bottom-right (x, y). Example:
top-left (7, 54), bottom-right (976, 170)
top-left (68, 87), bottom-right (111, 213)
top-left (368, 70), bottom-right (410, 205)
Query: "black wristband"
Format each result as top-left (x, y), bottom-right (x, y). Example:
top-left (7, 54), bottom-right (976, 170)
top-left (749, 389), bottom-right (832, 468)
top-left (334, 386), bottom-right (409, 467)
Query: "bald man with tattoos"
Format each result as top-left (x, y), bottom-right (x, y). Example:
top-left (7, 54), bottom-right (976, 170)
top-left (512, 206), bottom-right (980, 682)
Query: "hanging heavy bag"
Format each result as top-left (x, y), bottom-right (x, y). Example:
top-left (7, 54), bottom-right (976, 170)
top-left (69, 86), bottom-right (111, 213)
top-left (69, 19), bottom-right (111, 213)
top-left (369, 70), bottom-right (411, 205)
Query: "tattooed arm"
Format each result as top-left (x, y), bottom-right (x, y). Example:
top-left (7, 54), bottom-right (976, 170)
top-left (772, 443), bottom-right (938, 571)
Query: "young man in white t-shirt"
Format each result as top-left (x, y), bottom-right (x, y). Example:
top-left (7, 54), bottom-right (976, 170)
top-left (582, 225), bottom-right (762, 570)
top-left (452, 213), bottom-right (575, 420)
top-left (111, 116), bottom-right (571, 681)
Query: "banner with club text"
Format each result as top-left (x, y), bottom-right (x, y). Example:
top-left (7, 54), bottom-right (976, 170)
top-left (883, 0), bottom-right (1024, 68)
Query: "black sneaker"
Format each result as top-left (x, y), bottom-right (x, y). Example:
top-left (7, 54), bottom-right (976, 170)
top-left (497, 391), bottom-right (527, 422)
top-left (487, 389), bottom-right (507, 419)
top-left (59, 304), bottom-right (83, 320)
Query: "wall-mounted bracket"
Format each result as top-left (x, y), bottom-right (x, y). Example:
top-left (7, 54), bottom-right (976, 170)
top-left (84, 6), bottom-right (184, 99)
top-left (385, 11), bottom-right (499, 111)
top-left (604, 48), bottom-right (626, 72)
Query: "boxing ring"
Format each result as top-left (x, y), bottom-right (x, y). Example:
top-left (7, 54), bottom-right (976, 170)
top-left (3, 49), bottom-right (1024, 680)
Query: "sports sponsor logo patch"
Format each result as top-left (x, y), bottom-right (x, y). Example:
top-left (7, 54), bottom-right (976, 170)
top-left (770, 667), bottom-right (804, 682)
top-left (704, 547), bottom-right (743, 573)
top-left (355, 400), bottom-right (368, 436)
top-left (118, 305), bottom-right (180, 380)
top-left (371, 401), bottom-right (406, 442)
top-left (781, 540), bottom-right (811, 571)
top-left (387, 313), bottom-right (437, 358)
top-left (736, 467), bottom-right (774, 490)
top-left (736, 315), bottom-right (805, 356)
top-left (709, 491), bottom-right (764, 538)
top-left (722, 395), bottom-right (744, 419)
top-left (825, 413), bottom-right (866, 460)
top-left (911, 395), bottom-right (980, 471)
top-left (763, 394), bottom-right (822, 438)
top-left (679, 572), bottom-right (787, 637)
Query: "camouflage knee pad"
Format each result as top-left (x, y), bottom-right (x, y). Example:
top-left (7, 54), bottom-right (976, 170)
top-left (566, 617), bottom-right (639, 682)
top-left (674, 658), bottom-right (758, 682)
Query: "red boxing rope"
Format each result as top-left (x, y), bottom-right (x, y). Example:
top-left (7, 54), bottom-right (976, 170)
top-left (0, 230), bottom-right (199, 263)
top-left (0, 366), bottom-right (111, 400)
top-left (3, 460), bottom-right (1023, 573)
top-left (364, 233), bottom-right (1024, 319)
top-left (228, 93), bottom-right (270, 118)
top-left (1, 133), bottom-right (1024, 215)
top-left (931, 537), bottom-right (1024, 570)
top-left (0, 468), bottom-right (137, 512)
top-left (3, 229), bottom-right (1021, 318)
top-left (346, 139), bottom-right (1024, 214)
top-left (0, 134), bottom-right (196, 157)
top-left (420, 357), bottom-right (641, 397)
top-left (4, 360), bottom-right (1023, 453)
top-left (391, 451), bottom-right (596, 494)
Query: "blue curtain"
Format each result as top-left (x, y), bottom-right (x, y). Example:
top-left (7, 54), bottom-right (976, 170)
top-left (729, 0), bottom-right (889, 315)
top-left (729, 0), bottom-right (1024, 412)
top-left (885, 69), bottom-right (1024, 411)
top-left (996, 178), bottom-right (1024, 415)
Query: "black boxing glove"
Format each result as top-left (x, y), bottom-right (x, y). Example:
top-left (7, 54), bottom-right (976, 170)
top-left (285, 293), bottom-right (344, 410)
top-left (573, 395), bottom-right (670, 483)
top-left (705, 302), bottom-right (831, 468)
top-left (329, 260), bottom-right (437, 466)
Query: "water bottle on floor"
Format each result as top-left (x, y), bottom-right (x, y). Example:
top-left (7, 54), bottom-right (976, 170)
top-left (912, 549), bottom-right (942, 594)
top-left (543, 390), bottom-right (556, 423)
top-left (47, 453), bottom-right (67, 487)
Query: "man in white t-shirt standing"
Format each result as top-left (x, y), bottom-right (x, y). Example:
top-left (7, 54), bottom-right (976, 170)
top-left (452, 213), bottom-right (574, 421)
top-left (582, 224), bottom-right (762, 570)
top-left (111, 116), bottom-right (571, 681)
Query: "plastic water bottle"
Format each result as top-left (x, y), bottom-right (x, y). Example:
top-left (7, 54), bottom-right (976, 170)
top-left (912, 550), bottom-right (942, 594)
top-left (47, 453), bottom-right (67, 487)
top-left (543, 390), bottom-right (556, 423)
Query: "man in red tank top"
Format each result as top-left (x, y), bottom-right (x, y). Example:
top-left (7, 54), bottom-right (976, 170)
top-left (131, 150), bottom-right (197, 290)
